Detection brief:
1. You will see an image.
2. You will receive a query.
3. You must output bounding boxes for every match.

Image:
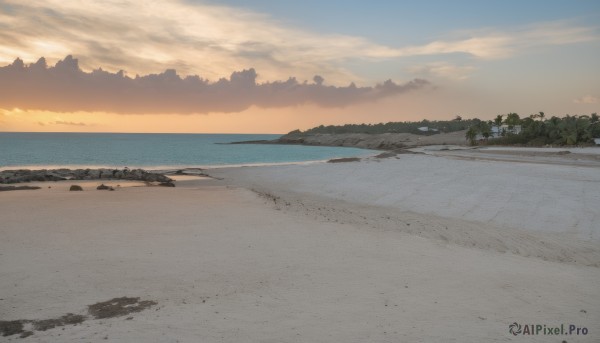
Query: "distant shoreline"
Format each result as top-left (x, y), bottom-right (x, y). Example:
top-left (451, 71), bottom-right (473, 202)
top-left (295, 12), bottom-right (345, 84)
top-left (227, 130), bottom-right (469, 150)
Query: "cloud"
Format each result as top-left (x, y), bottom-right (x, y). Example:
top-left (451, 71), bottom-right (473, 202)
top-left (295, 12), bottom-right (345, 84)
top-left (398, 21), bottom-right (598, 60)
top-left (573, 95), bottom-right (599, 104)
top-left (54, 120), bottom-right (88, 126)
top-left (37, 119), bottom-right (90, 127)
top-left (409, 62), bottom-right (476, 80)
top-left (0, 56), bottom-right (430, 114)
top-left (0, 0), bottom-right (399, 83)
top-left (0, 0), bottom-right (596, 84)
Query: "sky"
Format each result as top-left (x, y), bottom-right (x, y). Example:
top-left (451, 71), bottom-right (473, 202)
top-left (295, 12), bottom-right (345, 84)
top-left (0, 0), bottom-right (599, 133)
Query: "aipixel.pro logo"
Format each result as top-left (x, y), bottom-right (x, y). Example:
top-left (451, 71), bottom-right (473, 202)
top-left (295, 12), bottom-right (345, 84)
top-left (509, 322), bottom-right (589, 336)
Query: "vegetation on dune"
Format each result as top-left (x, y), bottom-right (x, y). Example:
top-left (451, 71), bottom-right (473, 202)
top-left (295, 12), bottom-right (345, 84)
top-left (466, 112), bottom-right (600, 146)
top-left (287, 116), bottom-right (474, 136)
top-left (286, 112), bottom-right (600, 146)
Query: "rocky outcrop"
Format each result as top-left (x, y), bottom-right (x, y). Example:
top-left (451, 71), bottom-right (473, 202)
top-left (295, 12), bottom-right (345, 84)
top-left (96, 184), bottom-right (114, 191)
top-left (69, 185), bottom-right (83, 191)
top-left (327, 157), bottom-right (361, 163)
top-left (0, 185), bottom-right (41, 192)
top-left (229, 130), bottom-right (468, 150)
top-left (0, 168), bottom-right (173, 184)
top-left (276, 131), bottom-right (468, 149)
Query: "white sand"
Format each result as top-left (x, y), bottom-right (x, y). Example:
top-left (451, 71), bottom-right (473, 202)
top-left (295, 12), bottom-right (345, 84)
top-left (212, 150), bottom-right (600, 239)
top-left (1, 150), bottom-right (599, 342)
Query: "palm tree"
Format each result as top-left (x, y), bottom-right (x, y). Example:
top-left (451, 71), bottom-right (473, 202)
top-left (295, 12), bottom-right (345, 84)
top-left (558, 115), bottom-right (578, 145)
top-left (576, 116), bottom-right (592, 143)
top-left (546, 116), bottom-right (561, 143)
top-left (477, 121), bottom-right (491, 142)
top-left (465, 127), bottom-right (477, 145)
top-left (504, 113), bottom-right (521, 130)
top-left (493, 115), bottom-right (503, 137)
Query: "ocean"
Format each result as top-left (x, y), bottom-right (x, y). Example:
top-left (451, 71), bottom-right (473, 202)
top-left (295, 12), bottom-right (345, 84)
top-left (0, 132), bottom-right (372, 169)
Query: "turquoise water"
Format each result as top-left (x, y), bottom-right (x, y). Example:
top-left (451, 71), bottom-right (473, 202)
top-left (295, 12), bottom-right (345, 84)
top-left (0, 133), bottom-right (372, 169)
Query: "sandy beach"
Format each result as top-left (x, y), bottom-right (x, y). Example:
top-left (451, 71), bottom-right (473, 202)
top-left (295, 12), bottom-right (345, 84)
top-left (1, 148), bottom-right (599, 342)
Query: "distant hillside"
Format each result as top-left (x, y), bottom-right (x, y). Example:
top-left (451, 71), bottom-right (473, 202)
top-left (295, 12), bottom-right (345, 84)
top-left (274, 130), bottom-right (468, 150)
top-left (289, 118), bottom-right (473, 136)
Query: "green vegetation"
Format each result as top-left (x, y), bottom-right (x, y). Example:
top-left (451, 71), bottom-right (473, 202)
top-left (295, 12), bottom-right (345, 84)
top-left (465, 126), bottom-right (478, 145)
top-left (466, 112), bottom-right (600, 146)
top-left (287, 112), bottom-right (600, 147)
top-left (290, 117), bottom-right (475, 136)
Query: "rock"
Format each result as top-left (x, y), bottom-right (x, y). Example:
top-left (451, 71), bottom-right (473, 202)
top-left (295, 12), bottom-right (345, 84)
top-left (87, 169), bottom-right (101, 179)
top-left (128, 169), bottom-right (143, 180)
top-left (156, 175), bottom-right (172, 182)
top-left (96, 184), bottom-right (111, 190)
top-left (69, 185), bottom-right (83, 191)
top-left (159, 181), bottom-right (175, 187)
top-left (374, 151), bottom-right (397, 159)
top-left (73, 169), bottom-right (87, 179)
top-left (0, 168), bottom-right (172, 184)
top-left (99, 169), bottom-right (112, 179)
top-left (44, 174), bottom-right (67, 182)
top-left (144, 173), bottom-right (158, 182)
top-left (327, 157), bottom-right (361, 163)
top-left (0, 186), bottom-right (42, 192)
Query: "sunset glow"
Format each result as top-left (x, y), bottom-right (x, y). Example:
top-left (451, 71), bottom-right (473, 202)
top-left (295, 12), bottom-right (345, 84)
top-left (1, 0), bottom-right (598, 133)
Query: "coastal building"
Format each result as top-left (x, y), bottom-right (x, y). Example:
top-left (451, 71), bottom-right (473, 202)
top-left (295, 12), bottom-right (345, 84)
top-left (417, 126), bottom-right (439, 133)
top-left (475, 124), bottom-right (522, 141)
top-left (491, 124), bottom-right (521, 138)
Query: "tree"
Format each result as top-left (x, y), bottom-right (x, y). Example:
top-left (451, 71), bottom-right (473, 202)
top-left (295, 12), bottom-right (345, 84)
top-left (504, 113), bottom-right (521, 129)
top-left (575, 116), bottom-right (592, 143)
top-left (493, 115), bottom-right (503, 137)
top-left (465, 126), bottom-right (477, 145)
top-left (546, 116), bottom-right (562, 143)
top-left (477, 121), bottom-right (491, 141)
top-left (589, 113), bottom-right (600, 138)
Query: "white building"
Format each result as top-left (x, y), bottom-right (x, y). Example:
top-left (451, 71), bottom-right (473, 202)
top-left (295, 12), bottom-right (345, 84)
top-left (491, 125), bottom-right (521, 138)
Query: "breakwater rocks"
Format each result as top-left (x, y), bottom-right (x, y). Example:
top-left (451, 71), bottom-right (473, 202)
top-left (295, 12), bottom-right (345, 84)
top-left (0, 168), bottom-right (173, 184)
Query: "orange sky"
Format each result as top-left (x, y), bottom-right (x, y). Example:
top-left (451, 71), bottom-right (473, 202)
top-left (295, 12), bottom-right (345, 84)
top-left (1, 102), bottom-right (425, 134)
top-left (1, 82), bottom-right (598, 133)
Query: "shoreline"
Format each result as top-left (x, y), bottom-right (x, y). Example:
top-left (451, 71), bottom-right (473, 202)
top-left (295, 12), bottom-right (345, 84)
top-left (0, 154), bottom-right (377, 173)
top-left (2, 145), bottom-right (599, 173)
